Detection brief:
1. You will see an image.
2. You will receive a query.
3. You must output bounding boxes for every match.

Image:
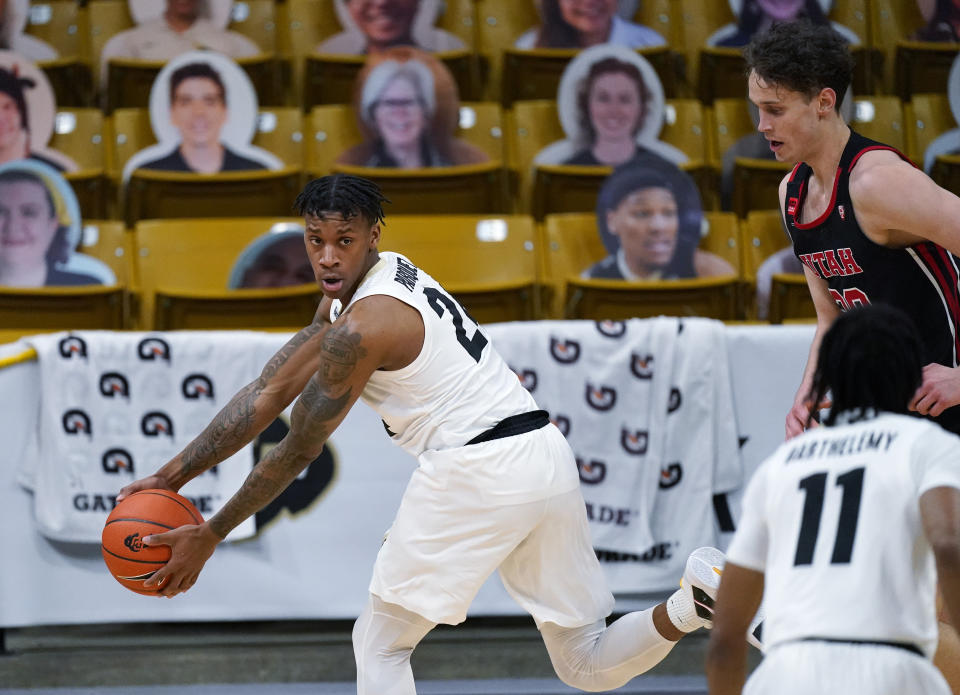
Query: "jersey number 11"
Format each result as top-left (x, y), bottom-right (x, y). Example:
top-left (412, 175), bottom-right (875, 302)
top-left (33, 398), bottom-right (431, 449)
top-left (794, 467), bottom-right (865, 566)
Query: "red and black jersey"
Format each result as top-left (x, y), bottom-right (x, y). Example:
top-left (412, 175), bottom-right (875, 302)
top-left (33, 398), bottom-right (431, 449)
top-left (784, 129), bottom-right (960, 433)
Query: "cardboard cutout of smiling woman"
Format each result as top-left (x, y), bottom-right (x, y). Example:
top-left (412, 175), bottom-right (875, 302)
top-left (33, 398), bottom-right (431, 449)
top-left (707, 0), bottom-right (859, 46)
top-left (123, 51), bottom-right (281, 181)
top-left (0, 159), bottom-right (115, 287)
top-left (337, 47), bottom-right (488, 168)
top-left (515, 0), bottom-right (666, 49)
top-left (0, 52), bottom-right (77, 172)
top-left (535, 44), bottom-right (685, 170)
top-left (317, 0), bottom-right (465, 55)
top-left (227, 222), bottom-right (314, 289)
top-left (582, 159), bottom-right (734, 281)
top-left (100, 0), bottom-right (260, 87)
top-left (2, 0), bottom-right (57, 62)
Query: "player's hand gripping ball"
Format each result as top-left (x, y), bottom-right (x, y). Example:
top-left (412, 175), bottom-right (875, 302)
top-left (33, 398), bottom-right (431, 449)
top-left (101, 489), bottom-right (203, 595)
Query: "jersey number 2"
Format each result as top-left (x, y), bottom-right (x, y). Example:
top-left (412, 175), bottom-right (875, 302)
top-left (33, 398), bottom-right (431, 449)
top-left (794, 467), bottom-right (865, 566)
top-left (423, 287), bottom-right (488, 362)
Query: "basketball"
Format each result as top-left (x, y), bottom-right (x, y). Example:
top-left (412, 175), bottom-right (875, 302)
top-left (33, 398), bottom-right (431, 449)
top-left (101, 489), bottom-right (203, 595)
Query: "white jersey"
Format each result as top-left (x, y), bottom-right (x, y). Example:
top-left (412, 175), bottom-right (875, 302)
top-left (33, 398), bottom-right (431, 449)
top-left (337, 252), bottom-right (539, 458)
top-left (727, 412), bottom-right (960, 658)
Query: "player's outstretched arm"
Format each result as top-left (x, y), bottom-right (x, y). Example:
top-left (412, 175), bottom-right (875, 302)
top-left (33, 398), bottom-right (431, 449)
top-left (118, 306), bottom-right (333, 501)
top-left (785, 265), bottom-right (840, 439)
top-left (921, 486), bottom-right (960, 630)
top-left (141, 298), bottom-right (410, 597)
top-left (705, 563), bottom-right (764, 695)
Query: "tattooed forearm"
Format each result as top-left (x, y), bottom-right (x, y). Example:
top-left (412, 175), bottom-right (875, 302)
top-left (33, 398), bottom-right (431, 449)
top-left (207, 436), bottom-right (317, 539)
top-left (171, 322), bottom-right (324, 486)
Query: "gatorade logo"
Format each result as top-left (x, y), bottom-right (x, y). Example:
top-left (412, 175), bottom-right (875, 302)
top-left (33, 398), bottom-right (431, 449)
top-left (141, 411), bottom-right (174, 438)
top-left (595, 320), bottom-right (626, 338)
top-left (62, 409), bottom-right (92, 436)
top-left (514, 368), bottom-right (537, 392)
top-left (99, 372), bottom-right (130, 399)
top-left (549, 338), bottom-right (581, 364)
top-left (631, 353), bottom-right (654, 380)
top-left (102, 448), bottom-right (134, 474)
top-left (58, 336), bottom-right (87, 359)
top-left (659, 463), bottom-right (683, 489)
top-left (668, 387), bottom-right (682, 413)
top-left (585, 383), bottom-right (617, 411)
top-left (620, 428), bottom-right (649, 455)
top-left (577, 458), bottom-right (606, 485)
top-left (182, 374), bottom-right (214, 400)
top-left (550, 413), bottom-right (571, 437)
top-left (137, 337), bottom-right (171, 362)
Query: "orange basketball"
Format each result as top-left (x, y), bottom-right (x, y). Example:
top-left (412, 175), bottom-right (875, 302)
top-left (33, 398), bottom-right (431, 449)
top-left (101, 489), bottom-right (203, 595)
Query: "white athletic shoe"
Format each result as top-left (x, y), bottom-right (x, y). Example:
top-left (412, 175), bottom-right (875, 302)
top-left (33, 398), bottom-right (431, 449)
top-left (666, 546), bottom-right (725, 632)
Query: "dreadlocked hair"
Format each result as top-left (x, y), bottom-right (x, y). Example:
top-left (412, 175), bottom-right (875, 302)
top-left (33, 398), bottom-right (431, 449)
top-left (807, 304), bottom-right (924, 428)
top-left (293, 174), bottom-right (390, 226)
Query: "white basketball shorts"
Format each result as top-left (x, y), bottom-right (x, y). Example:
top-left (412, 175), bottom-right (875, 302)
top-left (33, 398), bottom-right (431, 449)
top-left (746, 641), bottom-right (951, 695)
top-left (369, 424), bottom-right (615, 627)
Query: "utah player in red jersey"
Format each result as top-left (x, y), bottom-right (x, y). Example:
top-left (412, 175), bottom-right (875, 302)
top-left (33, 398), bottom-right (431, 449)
top-left (745, 20), bottom-right (960, 693)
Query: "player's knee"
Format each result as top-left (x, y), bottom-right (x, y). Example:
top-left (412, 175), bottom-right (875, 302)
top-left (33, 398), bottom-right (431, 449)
top-left (550, 660), bottom-right (619, 693)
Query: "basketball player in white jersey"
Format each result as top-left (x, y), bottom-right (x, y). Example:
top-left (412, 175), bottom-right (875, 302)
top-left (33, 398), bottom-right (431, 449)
top-left (705, 304), bottom-right (960, 695)
top-left (115, 174), bottom-right (742, 693)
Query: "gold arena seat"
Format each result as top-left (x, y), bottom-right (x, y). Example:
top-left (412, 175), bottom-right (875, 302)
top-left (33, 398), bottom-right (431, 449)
top-left (564, 275), bottom-right (740, 321)
top-left (851, 96), bottom-right (906, 152)
top-left (330, 162), bottom-right (508, 215)
top-left (474, 0), bottom-right (539, 101)
top-left (86, 0), bottom-right (134, 90)
top-left (228, 0), bottom-right (279, 55)
top-left (124, 167), bottom-right (302, 228)
top-left (931, 154), bottom-right (960, 198)
top-left (768, 273), bottom-right (816, 324)
top-left (505, 99), bottom-right (565, 212)
top-left (741, 209), bottom-right (793, 318)
top-left (307, 104), bottom-right (364, 177)
top-left (27, 0), bottom-right (92, 106)
top-left (254, 107), bottom-right (306, 170)
top-left (870, 0), bottom-right (926, 94)
top-left (731, 157), bottom-right (791, 218)
top-left (65, 169), bottom-right (108, 222)
top-left (303, 49), bottom-right (479, 109)
top-left (50, 109), bottom-right (107, 172)
top-left (78, 220), bottom-right (135, 290)
top-left (0, 285), bottom-right (126, 331)
top-left (379, 214), bottom-right (539, 323)
top-left (676, 0), bottom-right (736, 88)
top-left (662, 99), bottom-right (710, 165)
top-left (458, 102), bottom-right (507, 163)
top-left (709, 97), bottom-right (754, 167)
top-left (133, 217), bottom-right (319, 330)
top-left (895, 41), bottom-right (960, 102)
top-left (38, 58), bottom-right (95, 110)
top-left (904, 93), bottom-right (953, 165)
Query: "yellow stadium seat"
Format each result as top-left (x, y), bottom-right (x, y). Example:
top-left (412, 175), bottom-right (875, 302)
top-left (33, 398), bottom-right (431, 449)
top-left (635, 0), bottom-right (680, 47)
top-left (565, 275), bottom-right (740, 320)
top-left (124, 167), bottom-right (302, 228)
top-left (830, 0), bottom-right (871, 46)
top-left (436, 0), bottom-right (477, 49)
top-left (895, 41), bottom-right (960, 102)
top-left (0, 285), bottom-right (126, 331)
top-left (303, 50), bottom-right (479, 109)
top-left (65, 169), bottom-right (108, 221)
top-left (741, 209), bottom-right (792, 318)
top-left (769, 273), bottom-right (816, 324)
top-left (307, 104), bottom-right (363, 176)
top-left (677, 0), bottom-right (736, 89)
top-left (254, 108), bottom-right (306, 170)
top-left (105, 107), bottom-right (154, 182)
top-left (38, 58), bottom-right (95, 110)
top-left (458, 102), bottom-right (507, 162)
top-left (474, 0), bottom-right (539, 101)
top-left (871, 0), bottom-right (926, 93)
top-left (86, 0), bottom-right (134, 89)
top-left (850, 96), bottom-right (906, 152)
top-left (709, 97), bottom-right (754, 167)
top-left (662, 99), bottom-right (710, 164)
top-left (905, 93), bottom-right (953, 165)
top-left (506, 99), bottom-right (564, 212)
top-left (931, 154), bottom-right (960, 197)
top-left (25, 0), bottom-right (83, 57)
top-left (133, 217), bottom-right (320, 330)
top-left (533, 164), bottom-right (611, 221)
top-left (380, 214), bottom-right (539, 322)
top-left (106, 54), bottom-right (282, 113)
top-left (700, 211), bottom-right (742, 277)
top-left (697, 46), bottom-right (747, 104)
top-left (330, 162), bottom-right (508, 214)
top-left (50, 109), bottom-right (106, 171)
top-left (78, 220), bottom-right (134, 289)
top-left (228, 0), bottom-right (279, 55)
top-left (731, 157), bottom-right (791, 218)
top-left (500, 45), bottom-right (677, 108)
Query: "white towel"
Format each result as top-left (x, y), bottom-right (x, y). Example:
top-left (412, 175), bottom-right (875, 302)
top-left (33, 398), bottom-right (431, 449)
top-left (23, 331), bottom-right (286, 543)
